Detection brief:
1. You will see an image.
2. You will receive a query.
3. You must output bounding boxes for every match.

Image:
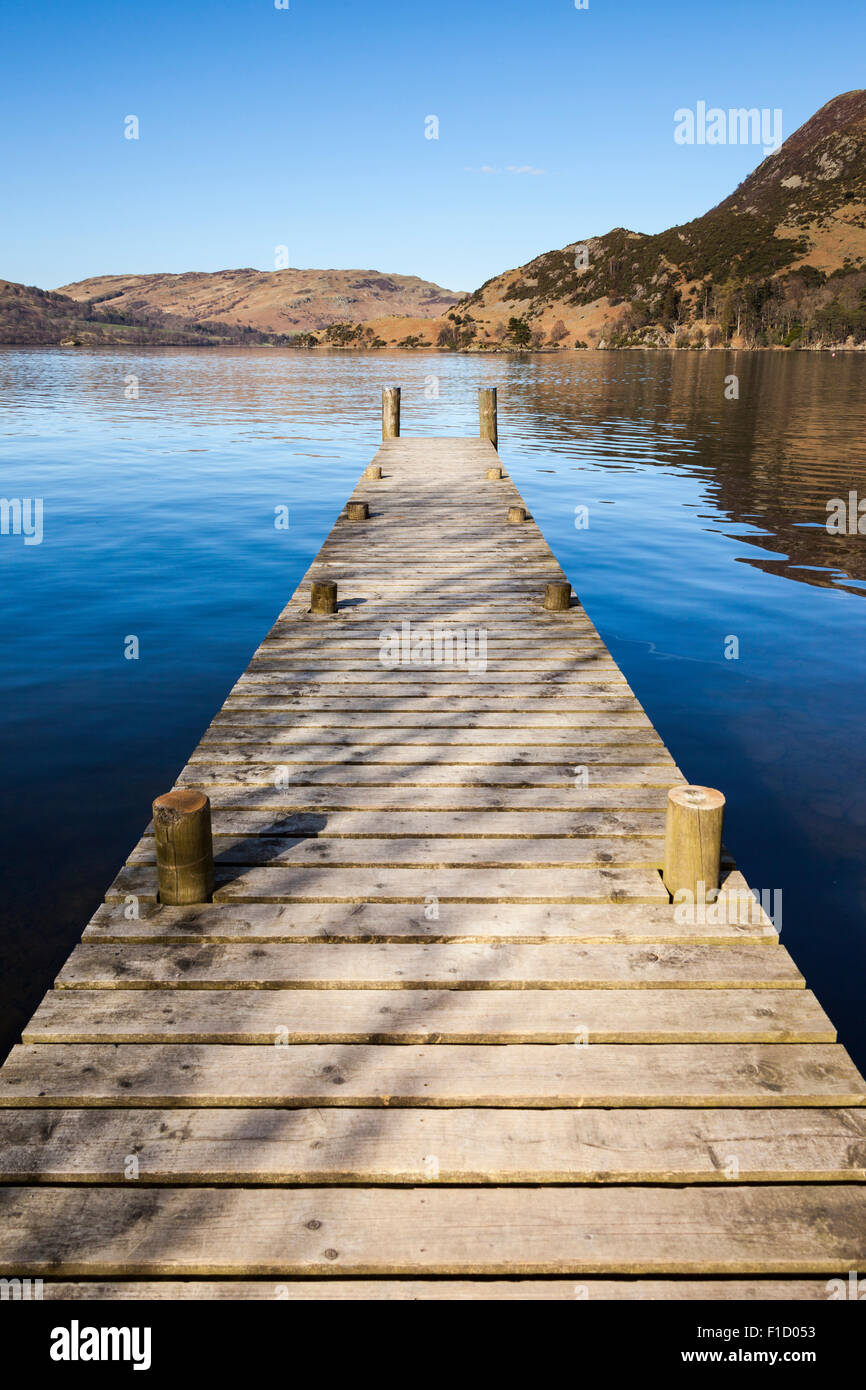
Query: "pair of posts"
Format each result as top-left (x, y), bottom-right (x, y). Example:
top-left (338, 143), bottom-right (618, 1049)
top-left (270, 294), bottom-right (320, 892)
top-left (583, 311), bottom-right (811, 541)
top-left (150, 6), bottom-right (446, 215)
top-left (382, 386), bottom-right (497, 446)
top-left (153, 778), bottom-right (724, 907)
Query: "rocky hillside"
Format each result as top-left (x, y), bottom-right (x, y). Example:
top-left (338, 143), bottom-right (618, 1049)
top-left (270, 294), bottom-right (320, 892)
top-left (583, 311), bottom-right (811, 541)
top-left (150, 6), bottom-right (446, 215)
top-left (387, 90), bottom-right (866, 351)
top-left (57, 268), bottom-right (464, 335)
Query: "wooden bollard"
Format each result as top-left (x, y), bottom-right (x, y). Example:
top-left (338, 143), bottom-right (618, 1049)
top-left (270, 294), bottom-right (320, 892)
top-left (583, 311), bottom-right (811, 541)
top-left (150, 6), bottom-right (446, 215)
top-left (382, 387), bottom-right (401, 439)
top-left (662, 785), bottom-right (726, 899)
top-left (152, 790), bottom-right (214, 906)
top-left (311, 579), bottom-right (338, 615)
top-left (347, 501), bottom-right (369, 520)
top-left (486, 466), bottom-right (502, 480)
top-left (365, 464), bottom-right (382, 480)
top-left (479, 387), bottom-right (498, 449)
top-left (544, 581), bottom-right (572, 611)
top-left (507, 506), bottom-right (526, 524)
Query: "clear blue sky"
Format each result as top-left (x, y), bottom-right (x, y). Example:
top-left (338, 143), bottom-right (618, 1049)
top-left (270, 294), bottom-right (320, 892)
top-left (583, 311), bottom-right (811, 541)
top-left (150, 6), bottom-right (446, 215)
top-left (1, 0), bottom-right (863, 292)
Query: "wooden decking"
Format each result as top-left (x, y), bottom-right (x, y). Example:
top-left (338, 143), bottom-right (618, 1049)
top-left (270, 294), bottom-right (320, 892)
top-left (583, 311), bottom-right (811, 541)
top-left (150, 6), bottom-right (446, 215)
top-left (1, 434), bottom-right (864, 1298)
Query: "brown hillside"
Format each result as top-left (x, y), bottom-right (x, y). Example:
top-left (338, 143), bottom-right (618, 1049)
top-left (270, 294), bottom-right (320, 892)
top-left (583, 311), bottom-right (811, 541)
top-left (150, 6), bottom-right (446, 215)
top-left (403, 90), bottom-right (866, 351)
top-left (57, 268), bottom-right (465, 335)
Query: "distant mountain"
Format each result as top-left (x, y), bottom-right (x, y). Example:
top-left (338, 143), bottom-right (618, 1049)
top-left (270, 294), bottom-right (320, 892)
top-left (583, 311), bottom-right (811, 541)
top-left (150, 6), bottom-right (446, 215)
top-left (57, 268), bottom-right (465, 335)
top-left (373, 90), bottom-right (866, 350)
top-left (0, 279), bottom-right (293, 347)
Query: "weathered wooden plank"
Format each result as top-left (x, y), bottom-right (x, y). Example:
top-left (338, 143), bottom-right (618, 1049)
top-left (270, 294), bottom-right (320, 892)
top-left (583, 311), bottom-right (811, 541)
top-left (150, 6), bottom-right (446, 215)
top-left (178, 765), bottom-right (682, 788)
top-left (211, 864), bottom-right (673, 904)
top-left (252, 653), bottom-right (614, 665)
top-left (200, 728), bottom-right (663, 747)
top-left (2, 1044), bottom-right (862, 1107)
top-left (261, 619), bottom-right (594, 631)
top-left (297, 569), bottom-right (564, 580)
top-left (290, 581), bottom-right (565, 594)
top-left (129, 834), bottom-right (667, 869)
top-left (227, 691), bottom-right (635, 708)
top-left (105, 864), bottom-right (673, 904)
top-left (235, 668), bottom-right (624, 683)
top-left (311, 539), bottom-right (558, 548)
top-left (53, 942), bottom-right (803, 990)
top-left (187, 747), bottom-right (673, 767)
top-left (196, 785), bottom-right (677, 811)
top-left (309, 549), bottom-right (560, 557)
top-left (2, 1107), bottom-right (860, 1184)
top-left (276, 604), bottom-right (589, 615)
top-left (308, 548), bottom-right (561, 559)
top-left (268, 624), bottom-right (606, 637)
top-left (249, 662), bottom-right (623, 677)
top-left (23, 987), bottom-right (831, 1044)
top-left (255, 644), bottom-right (607, 657)
top-left (224, 693), bottom-right (640, 709)
top-left (28, 1278), bottom-right (851, 1300)
top-left (252, 621), bottom-right (602, 633)
top-left (82, 900), bottom-right (777, 946)
top-left (251, 612), bottom-right (593, 623)
top-left (260, 628), bottom-right (600, 637)
top-left (1, 1185), bottom-right (864, 1273)
top-left (256, 653), bottom-right (608, 665)
top-left (195, 810), bottom-right (669, 838)
top-left (208, 710), bottom-right (653, 728)
top-left (292, 535), bottom-right (554, 545)
top-left (250, 612), bottom-right (600, 621)
top-left (233, 673), bottom-right (627, 688)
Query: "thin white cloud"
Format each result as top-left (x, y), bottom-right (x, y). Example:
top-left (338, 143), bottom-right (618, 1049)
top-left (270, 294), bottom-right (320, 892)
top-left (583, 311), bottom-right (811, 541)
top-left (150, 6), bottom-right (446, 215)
top-left (464, 164), bottom-right (545, 175)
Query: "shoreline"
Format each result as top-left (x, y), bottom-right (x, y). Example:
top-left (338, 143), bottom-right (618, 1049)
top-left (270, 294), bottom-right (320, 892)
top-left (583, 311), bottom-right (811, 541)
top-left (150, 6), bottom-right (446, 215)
top-left (2, 340), bottom-right (865, 354)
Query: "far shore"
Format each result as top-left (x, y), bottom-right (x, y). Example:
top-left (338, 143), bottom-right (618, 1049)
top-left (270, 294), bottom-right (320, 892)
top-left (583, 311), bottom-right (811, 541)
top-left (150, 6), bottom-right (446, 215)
top-left (4, 339), bottom-right (862, 354)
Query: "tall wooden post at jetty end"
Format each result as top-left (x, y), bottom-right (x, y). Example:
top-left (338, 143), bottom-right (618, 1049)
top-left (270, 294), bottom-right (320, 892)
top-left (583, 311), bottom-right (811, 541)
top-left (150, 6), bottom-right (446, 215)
top-left (479, 386), bottom-right (498, 448)
top-left (382, 386), bottom-right (400, 439)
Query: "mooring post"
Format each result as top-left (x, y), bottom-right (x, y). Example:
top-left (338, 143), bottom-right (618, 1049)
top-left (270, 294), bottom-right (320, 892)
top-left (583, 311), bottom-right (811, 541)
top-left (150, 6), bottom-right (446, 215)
top-left (347, 501), bottom-right (369, 521)
top-left (311, 579), bottom-right (338, 614)
top-left (507, 506), bottom-right (526, 524)
top-left (152, 789), bottom-right (214, 905)
top-left (662, 785), bottom-right (726, 898)
top-left (544, 581), bottom-right (572, 611)
top-left (486, 466), bottom-right (502, 480)
top-left (479, 387), bottom-right (498, 448)
top-left (365, 464), bottom-right (382, 480)
top-left (382, 387), bottom-right (401, 439)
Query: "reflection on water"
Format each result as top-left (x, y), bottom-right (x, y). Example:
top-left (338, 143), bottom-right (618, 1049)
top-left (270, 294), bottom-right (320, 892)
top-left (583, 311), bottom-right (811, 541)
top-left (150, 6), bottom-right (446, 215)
top-left (1, 347), bottom-right (865, 1069)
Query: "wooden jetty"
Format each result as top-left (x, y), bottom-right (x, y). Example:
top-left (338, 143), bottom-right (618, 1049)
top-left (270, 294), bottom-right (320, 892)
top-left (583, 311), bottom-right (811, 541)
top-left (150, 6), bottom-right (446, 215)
top-left (1, 389), bottom-right (864, 1300)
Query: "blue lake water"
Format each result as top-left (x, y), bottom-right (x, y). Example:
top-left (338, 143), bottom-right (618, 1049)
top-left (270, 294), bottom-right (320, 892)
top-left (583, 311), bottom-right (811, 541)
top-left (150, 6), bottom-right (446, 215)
top-left (1, 346), bottom-right (865, 1069)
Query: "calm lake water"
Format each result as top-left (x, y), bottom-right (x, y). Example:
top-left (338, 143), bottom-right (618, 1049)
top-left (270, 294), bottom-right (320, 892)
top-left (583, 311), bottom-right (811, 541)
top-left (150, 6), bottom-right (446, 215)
top-left (1, 347), bottom-right (865, 1069)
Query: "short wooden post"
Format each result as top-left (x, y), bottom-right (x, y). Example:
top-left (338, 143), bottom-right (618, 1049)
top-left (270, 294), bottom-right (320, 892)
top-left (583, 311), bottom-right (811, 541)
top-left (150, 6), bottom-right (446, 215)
top-left (544, 581), bottom-right (572, 611)
top-left (507, 506), bottom-right (526, 524)
top-left (662, 785), bottom-right (726, 899)
top-left (311, 580), bottom-right (338, 614)
top-left (365, 464), bottom-right (382, 480)
top-left (382, 387), bottom-right (401, 439)
top-left (479, 387), bottom-right (498, 448)
top-left (347, 501), bottom-right (369, 521)
top-left (152, 790), bottom-right (214, 906)
top-left (486, 466), bottom-right (502, 480)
